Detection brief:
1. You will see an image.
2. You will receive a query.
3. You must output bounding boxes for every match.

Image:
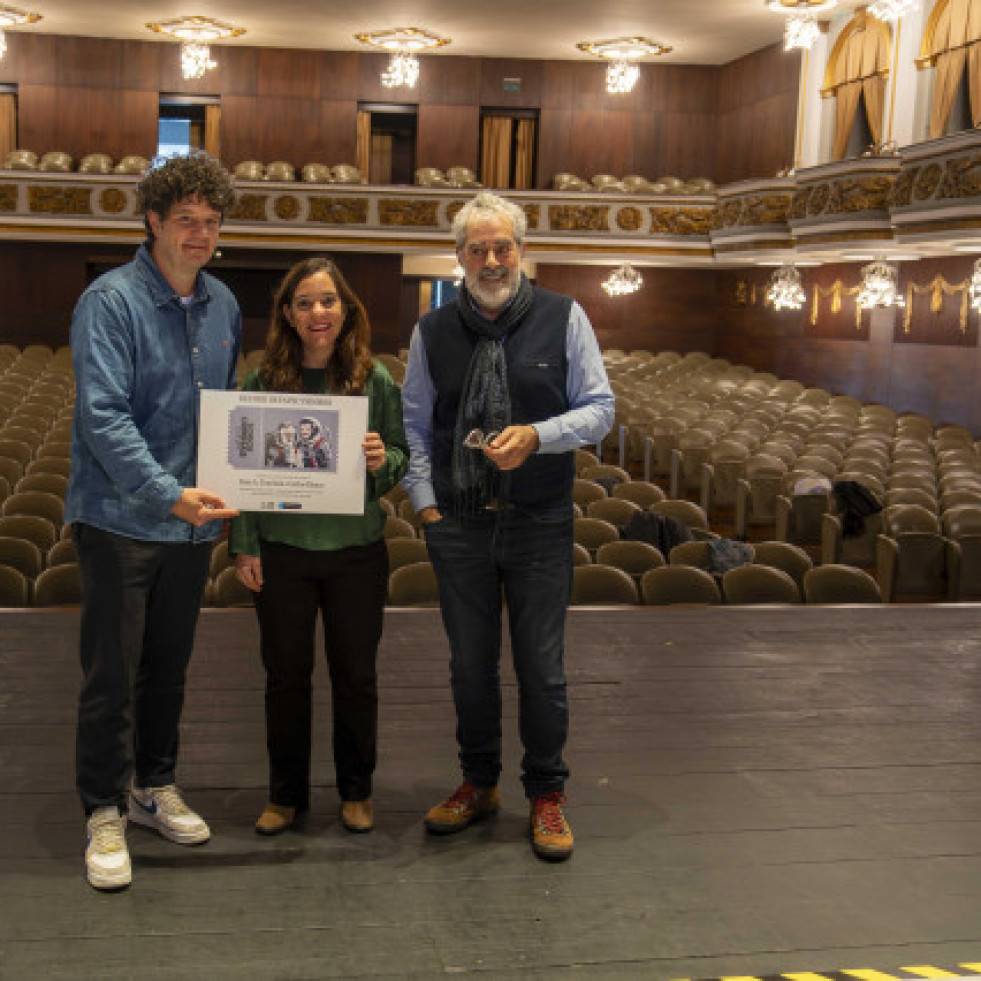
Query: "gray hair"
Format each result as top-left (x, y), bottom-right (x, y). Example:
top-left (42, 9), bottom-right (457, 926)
top-left (451, 191), bottom-right (527, 250)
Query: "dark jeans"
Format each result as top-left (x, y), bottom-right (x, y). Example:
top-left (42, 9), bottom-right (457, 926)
top-left (253, 539), bottom-right (388, 807)
top-left (423, 508), bottom-right (573, 798)
top-left (74, 522), bottom-right (212, 816)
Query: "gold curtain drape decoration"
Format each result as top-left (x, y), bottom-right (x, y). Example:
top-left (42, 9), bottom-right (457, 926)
top-left (513, 118), bottom-right (535, 190)
top-left (355, 110), bottom-right (371, 182)
top-left (918, 0), bottom-right (981, 136)
top-left (822, 9), bottom-right (892, 160)
top-left (481, 115), bottom-right (512, 189)
top-left (903, 274), bottom-right (970, 333)
top-left (811, 281), bottom-right (864, 329)
top-left (204, 105), bottom-right (221, 160)
top-left (0, 93), bottom-right (15, 164)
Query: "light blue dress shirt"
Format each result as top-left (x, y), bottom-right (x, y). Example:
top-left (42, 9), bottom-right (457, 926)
top-left (401, 297), bottom-right (615, 513)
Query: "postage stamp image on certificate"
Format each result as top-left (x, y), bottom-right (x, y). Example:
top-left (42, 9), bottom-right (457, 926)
top-left (198, 390), bottom-right (369, 515)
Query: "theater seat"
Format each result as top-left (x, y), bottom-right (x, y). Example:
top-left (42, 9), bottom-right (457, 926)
top-left (33, 562), bottom-right (82, 606)
top-left (640, 565), bottom-right (721, 606)
top-left (570, 565), bottom-right (638, 606)
top-left (388, 560), bottom-right (440, 607)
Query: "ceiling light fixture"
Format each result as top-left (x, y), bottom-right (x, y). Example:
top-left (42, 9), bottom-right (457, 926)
top-left (0, 4), bottom-right (41, 61)
top-left (355, 28), bottom-right (451, 89)
top-left (577, 37), bottom-right (672, 95)
top-left (869, 0), bottom-right (918, 21)
top-left (147, 16), bottom-right (245, 80)
top-left (857, 258), bottom-right (904, 309)
top-left (970, 258), bottom-right (981, 312)
top-left (602, 263), bottom-right (643, 296)
top-left (766, 1), bottom-right (835, 52)
top-left (766, 264), bottom-right (807, 310)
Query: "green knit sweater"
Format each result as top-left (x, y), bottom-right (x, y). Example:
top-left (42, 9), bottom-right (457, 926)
top-left (228, 363), bottom-right (408, 557)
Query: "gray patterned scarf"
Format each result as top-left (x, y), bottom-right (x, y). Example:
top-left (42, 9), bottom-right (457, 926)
top-left (450, 274), bottom-right (534, 517)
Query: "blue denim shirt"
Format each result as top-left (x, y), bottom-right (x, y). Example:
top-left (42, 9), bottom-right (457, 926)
top-left (65, 244), bottom-right (242, 542)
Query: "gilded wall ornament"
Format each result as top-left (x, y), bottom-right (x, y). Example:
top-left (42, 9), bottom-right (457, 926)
top-left (309, 198), bottom-right (369, 224)
top-left (229, 194), bottom-right (269, 221)
top-left (274, 195), bottom-right (301, 221)
top-left (28, 186), bottom-right (92, 215)
top-left (719, 200), bottom-right (744, 227)
top-left (913, 163), bottom-right (943, 201)
top-left (903, 274), bottom-right (969, 334)
top-left (826, 176), bottom-right (893, 214)
top-left (810, 281), bottom-right (863, 329)
top-left (379, 200), bottom-right (439, 226)
top-left (889, 168), bottom-right (916, 208)
top-left (615, 206), bottom-right (644, 231)
top-left (522, 203), bottom-right (540, 229)
top-left (789, 187), bottom-right (812, 220)
top-left (939, 154), bottom-right (981, 200)
top-left (548, 205), bottom-right (609, 232)
top-left (0, 184), bottom-right (16, 212)
top-left (98, 188), bottom-right (128, 214)
top-left (806, 184), bottom-right (830, 216)
top-left (649, 207), bottom-right (711, 236)
top-left (743, 194), bottom-right (792, 226)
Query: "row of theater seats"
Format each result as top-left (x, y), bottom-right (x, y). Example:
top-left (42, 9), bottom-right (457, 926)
top-left (600, 348), bottom-right (981, 601)
top-left (414, 167), bottom-right (482, 188)
top-left (2, 150), bottom-right (149, 174)
top-left (3, 343), bottom-right (980, 605)
top-left (551, 173), bottom-right (715, 194)
top-left (0, 343), bottom-right (80, 606)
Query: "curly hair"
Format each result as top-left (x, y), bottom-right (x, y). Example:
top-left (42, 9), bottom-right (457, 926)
top-left (137, 152), bottom-right (236, 242)
top-left (451, 191), bottom-right (527, 250)
top-left (259, 257), bottom-right (375, 396)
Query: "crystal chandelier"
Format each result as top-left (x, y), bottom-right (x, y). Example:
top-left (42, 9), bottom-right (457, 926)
top-left (356, 28), bottom-right (450, 90)
top-left (784, 14), bottom-right (821, 51)
top-left (857, 259), bottom-right (903, 309)
top-left (147, 16), bottom-right (245, 80)
top-left (869, 0), bottom-right (918, 21)
top-left (970, 258), bottom-right (981, 312)
top-left (181, 41), bottom-right (217, 80)
top-left (606, 61), bottom-right (640, 95)
top-left (766, 264), bottom-right (807, 310)
top-left (602, 263), bottom-right (643, 297)
top-left (382, 50), bottom-right (419, 88)
top-left (577, 37), bottom-right (672, 95)
top-left (0, 5), bottom-right (41, 61)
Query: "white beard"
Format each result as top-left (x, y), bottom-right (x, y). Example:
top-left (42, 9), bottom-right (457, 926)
top-left (467, 270), bottom-right (519, 314)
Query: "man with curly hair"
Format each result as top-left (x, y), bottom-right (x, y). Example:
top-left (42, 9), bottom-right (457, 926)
top-left (65, 152), bottom-right (241, 891)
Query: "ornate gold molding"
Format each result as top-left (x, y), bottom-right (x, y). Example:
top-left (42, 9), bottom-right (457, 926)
top-left (274, 195), bottom-right (301, 221)
top-left (615, 206), bottom-right (644, 231)
top-left (309, 198), bottom-right (369, 224)
top-left (548, 205), bottom-right (609, 232)
top-left (379, 200), bottom-right (439, 227)
top-left (650, 207), bottom-right (712, 236)
top-left (230, 194), bottom-right (268, 221)
top-left (98, 188), bottom-right (128, 214)
top-left (28, 186), bottom-right (91, 215)
top-left (0, 185), bottom-right (16, 212)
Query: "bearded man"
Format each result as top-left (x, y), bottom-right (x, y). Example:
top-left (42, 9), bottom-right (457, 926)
top-left (400, 191), bottom-right (614, 861)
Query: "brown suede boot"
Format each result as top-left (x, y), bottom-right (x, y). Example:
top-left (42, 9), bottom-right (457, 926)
top-left (255, 803), bottom-right (297, 836)
top-left (424, 782), bottom-right (500, 834)
top-left (530, 792), bottom-right (573, 861)
top-left (340, 799), bottom-right (373, 833)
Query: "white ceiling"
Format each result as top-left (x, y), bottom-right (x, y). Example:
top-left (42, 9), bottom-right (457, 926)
top-left (10, 0), bottom-right (866, 65)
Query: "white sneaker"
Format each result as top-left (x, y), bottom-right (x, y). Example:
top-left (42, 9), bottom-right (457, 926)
top-left (85, 807), bottom-right (131, 891)
top-left (129, 784), bottom-right (210, 845)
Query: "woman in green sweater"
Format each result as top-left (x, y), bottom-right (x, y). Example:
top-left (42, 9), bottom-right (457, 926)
top-left (230, 256), bottom-right (408, 836)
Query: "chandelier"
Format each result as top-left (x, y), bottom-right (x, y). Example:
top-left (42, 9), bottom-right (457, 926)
top-left (766, 264), bottom-right (807, 310)
top-left (147, 16), bottom-right (245, 80)
top-left (970, 258), bottom-right (981, 312)
top-left (602, 263), bottom-right (643, 297)
top-left (355, 28), bottom-right (450, 90)
top-left (784, 14), bottom-right (821, 51)
top-left (857, 259), bottom-right (903, 309)
top-left (766, 0), bottom-right (836, 51)
top-left (0, 4), bottom-right (41, 61)
top-left (577, 37), bottom-right (672, 95)
top-left (869, 0), bottom-right (918, 21)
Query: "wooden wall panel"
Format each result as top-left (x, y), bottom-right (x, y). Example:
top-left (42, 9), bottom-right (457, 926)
top-left (257, 49), bottom-right (322, 100)
top-left (661, 112), bottom-right (718, 180)
top-left (419, 56), bottom-right (481, 107)
top-left (535, 264), bottom-right (720, 355)
top-left (417, 105), bottom-right (479, 172)
top-left (480, 59), bottom-right (543, 109)
top-left (17, 85), bottom-right (158, 160)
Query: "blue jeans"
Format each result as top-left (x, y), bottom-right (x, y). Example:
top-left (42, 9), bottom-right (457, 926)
top-left (423, 508), bottom-right (573, 798)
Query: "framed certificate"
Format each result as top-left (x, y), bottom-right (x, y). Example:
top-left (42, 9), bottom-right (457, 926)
top-left (197, 390), bottom-right (369, 514)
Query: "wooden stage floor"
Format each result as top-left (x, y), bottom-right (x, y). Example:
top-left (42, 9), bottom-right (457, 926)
top-left (2, 605), bottom-right (981, 980)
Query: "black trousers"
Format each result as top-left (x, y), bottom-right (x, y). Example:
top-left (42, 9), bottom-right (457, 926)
top-left (253, 539), bottom-right (388, 807)
top-left (74, 522), bottom-right (212, 816)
